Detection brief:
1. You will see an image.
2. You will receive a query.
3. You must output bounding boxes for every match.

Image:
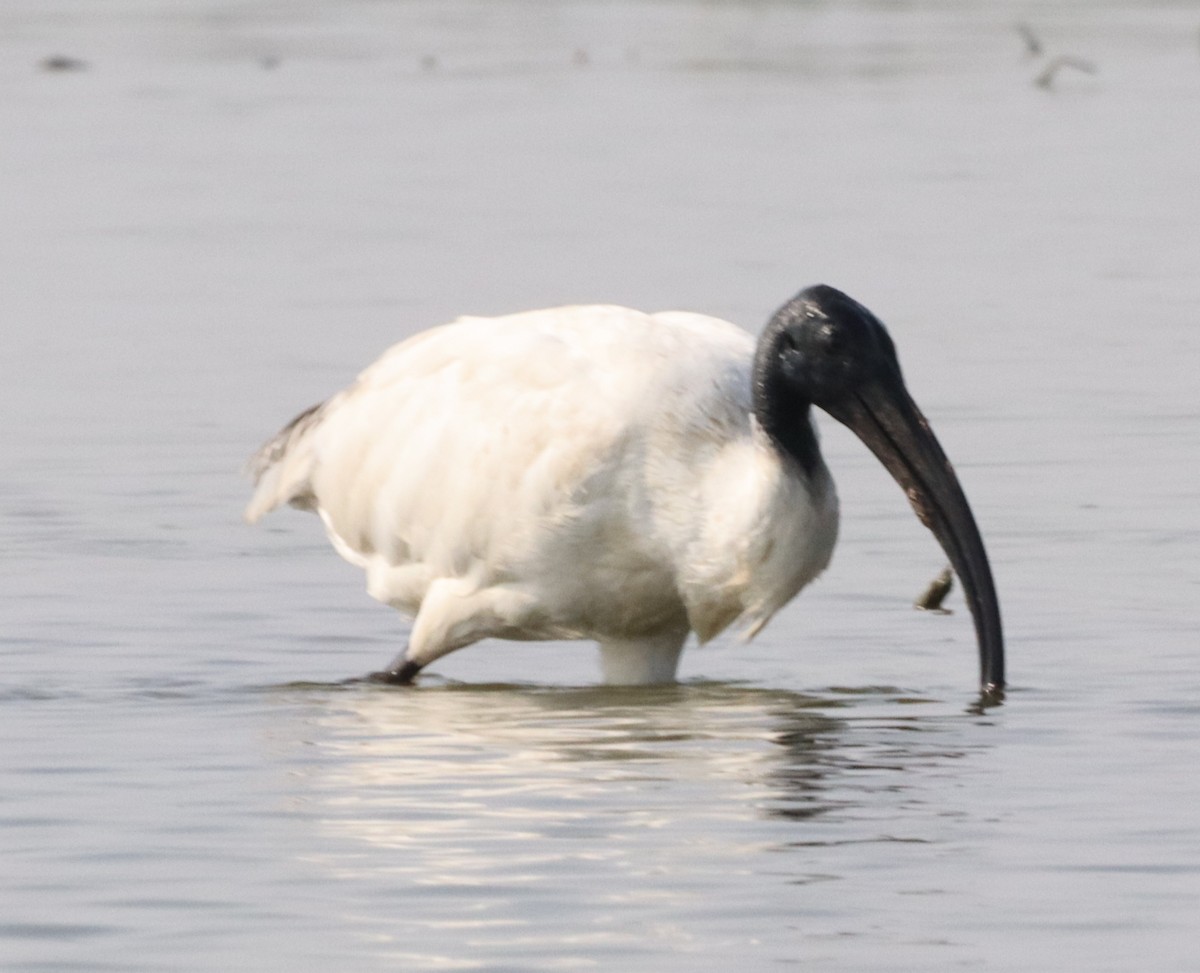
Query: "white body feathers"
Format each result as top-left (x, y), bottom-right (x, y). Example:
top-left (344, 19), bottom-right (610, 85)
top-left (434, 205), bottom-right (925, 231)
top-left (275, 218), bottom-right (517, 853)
top-left (247, 305), bottom-right (840, 683)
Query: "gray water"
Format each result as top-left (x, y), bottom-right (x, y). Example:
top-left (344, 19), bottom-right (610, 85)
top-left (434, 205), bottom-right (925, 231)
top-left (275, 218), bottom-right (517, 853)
top-left (3, 1), bottom-right (1199, 970)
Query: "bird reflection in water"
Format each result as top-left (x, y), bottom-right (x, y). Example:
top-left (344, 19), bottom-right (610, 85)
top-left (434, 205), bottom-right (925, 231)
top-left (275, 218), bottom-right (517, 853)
top-left (264, 681), bottom-right (994, 964)
top-left (274, 680), bottom-right (987, 842)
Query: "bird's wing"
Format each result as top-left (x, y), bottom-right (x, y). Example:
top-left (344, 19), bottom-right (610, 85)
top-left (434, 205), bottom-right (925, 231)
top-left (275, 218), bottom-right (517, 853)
top-left (246, 306), bottom-right (755, 582)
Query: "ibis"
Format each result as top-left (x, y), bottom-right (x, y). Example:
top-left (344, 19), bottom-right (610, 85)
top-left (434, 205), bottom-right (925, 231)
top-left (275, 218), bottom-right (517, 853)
top-left (246, 285), bottom-right (1004, 695)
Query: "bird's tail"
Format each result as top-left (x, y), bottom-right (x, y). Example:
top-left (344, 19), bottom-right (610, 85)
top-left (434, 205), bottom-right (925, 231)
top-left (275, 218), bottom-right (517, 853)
top-left (243, 401), bottom-right (325, 523)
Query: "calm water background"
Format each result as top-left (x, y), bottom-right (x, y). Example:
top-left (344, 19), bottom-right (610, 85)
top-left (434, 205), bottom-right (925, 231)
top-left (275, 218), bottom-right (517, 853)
top-left (3, 1), bottom-right (1199, 970)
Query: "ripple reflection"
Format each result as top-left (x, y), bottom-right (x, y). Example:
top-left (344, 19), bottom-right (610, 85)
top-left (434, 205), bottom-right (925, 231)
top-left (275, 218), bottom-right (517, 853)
top-left (264, 681), bottom-right (995, 968)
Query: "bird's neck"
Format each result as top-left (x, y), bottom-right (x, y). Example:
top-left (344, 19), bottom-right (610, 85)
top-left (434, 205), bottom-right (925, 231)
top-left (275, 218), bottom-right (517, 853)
top-left (752, 361), bottom-right (822, 478)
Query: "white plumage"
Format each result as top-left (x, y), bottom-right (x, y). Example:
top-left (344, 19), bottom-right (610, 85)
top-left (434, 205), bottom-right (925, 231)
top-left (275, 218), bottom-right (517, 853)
top-left (246, 304), bottom-right (839, 684)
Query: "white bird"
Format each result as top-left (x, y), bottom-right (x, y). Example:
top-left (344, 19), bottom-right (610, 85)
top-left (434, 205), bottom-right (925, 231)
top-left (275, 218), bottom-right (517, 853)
top-left (246, 285), bottom-right (1004, 696)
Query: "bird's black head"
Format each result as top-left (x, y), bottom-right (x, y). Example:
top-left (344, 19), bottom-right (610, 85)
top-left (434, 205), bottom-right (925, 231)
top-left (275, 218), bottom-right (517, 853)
top-left (753, 284), bottom-right (1005, 701)
top-left (755, 284), bottom-right (901, 415)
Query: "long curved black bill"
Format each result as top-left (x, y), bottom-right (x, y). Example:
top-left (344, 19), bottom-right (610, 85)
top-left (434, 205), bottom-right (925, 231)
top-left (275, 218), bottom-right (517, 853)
top-left (823, 376), bottom-right (1005, 700)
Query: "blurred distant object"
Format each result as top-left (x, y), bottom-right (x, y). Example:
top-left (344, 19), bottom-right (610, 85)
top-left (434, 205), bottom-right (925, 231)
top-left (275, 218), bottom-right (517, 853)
top-left (1014, 22), bottom-right (1043, 58)
top-left (1034, 55), bottom-right (1098, 90)
top-left (1014, 23), bottom-right (1098, 90)
top-left (39, 54), bottom-right (88, 72)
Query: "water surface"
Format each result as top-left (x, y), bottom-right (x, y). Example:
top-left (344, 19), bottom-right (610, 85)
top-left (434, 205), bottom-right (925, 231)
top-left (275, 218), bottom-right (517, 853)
top-left (3, 1), bottom-right (1199, 970)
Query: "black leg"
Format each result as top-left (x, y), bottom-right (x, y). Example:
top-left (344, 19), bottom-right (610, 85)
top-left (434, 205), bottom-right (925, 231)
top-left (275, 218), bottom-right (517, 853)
top-left (366, 656), bottom-right (423, 685)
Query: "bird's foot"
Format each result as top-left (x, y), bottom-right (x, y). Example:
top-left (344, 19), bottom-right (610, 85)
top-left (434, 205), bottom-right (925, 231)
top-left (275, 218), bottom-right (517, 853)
top-left (365, 659), bottom-right (424, 685)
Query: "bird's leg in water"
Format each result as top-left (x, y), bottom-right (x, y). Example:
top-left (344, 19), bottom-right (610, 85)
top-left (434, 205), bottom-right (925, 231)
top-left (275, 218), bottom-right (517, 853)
top-left (367, 649), bottom-right (423, 685)
top-left (599, 632), bottom-right (688, 685)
